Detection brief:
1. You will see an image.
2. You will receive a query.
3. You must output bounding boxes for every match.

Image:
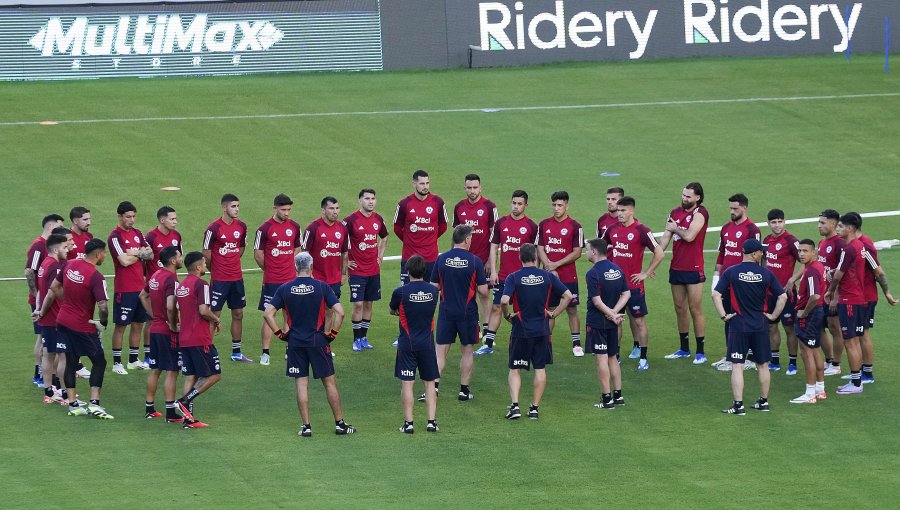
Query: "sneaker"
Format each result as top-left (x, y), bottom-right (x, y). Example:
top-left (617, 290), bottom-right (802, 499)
top-left (693, 354), bottom-right (707, 365)
top-left (144, 410), bottom-right (163, 419)
top-left (166, 417), bottom-right (185, 423)
top-left (392, 338), bottom-right (399, 347)
top-left (299, 424), bottom-right (312, 437)
top-left (183, 420), bottom-right (209, 429)
top-left (505, 404), bottom-right (521, 420)
top-left (711, 356), bottom-right (728, 368)
top-left (126, 360), bottom-right (149, 370)
top-left (399, 422), bottom-right (414, 434)
top-left (768, 362), bottom-right (781, 371)
top-left (790, 393), bottom-right (817, 404)
top-left (823, 365), bottom-right (841, 376)
top-left (86, 404), bottom-right (114, 420)
top-left (458, 391), bottom-right (474, 401)
top-left (352, 339), bottom-right (363, 352)
top-left (68, 405), bottom-right (89, 417)
top-left (335, 423), bottom-right (356, 435)
top-left (572, 346), bottom-right (585, 357)
top-left (417, 389), bottom-right (438, 402)
top-left (33, 377), bottom-right (45, 389)
top-left (70, 399), bottom-right (87, 407)
top-left (112, 363), bottom-right (128, 375)
top-left (613, 395), bottom-right (625, 406)
top-left (638, 359), bottom-right (649, 371)
top-left (175, 400), bottom-right (195, 422)
top-left (628, 345), bottom-right (641, 359)
top-left (744, 360), bottom-right (758, 371)
top-left (664, 349), bottom-right (692, 359)
top-left (836, 383), bottom-right (863, 395)
top-left (593, 400), bottom-right (615, 410)
top-left (260, 353), bottom-right (271, 366)
top-left (43, 394), bottom-right (65, 405)
top-left (786, 364), bottom-right (797, 376)
top-left (816, 391), bottom-right (827, 400)
top-left (474, 345), bottom-right (494, 356)
top-left (231, 353), bottom-right (253, 363)
top-left (527, 405), bottom-right (539, 420)
top-left (715, 361), bottom-right (733, 372)
top-left (751, 398), bottom-right (769, 412)
top-left (721, 404), bottom-right (745, 416)
top-left (426, 421), bottom-right (440, 432)
top-left (840, 373), bottom-right (852, 380)
top-left (360, 338), bottom-right (374, 350)
top-left (75, 366), bottom-right (91, 378)
top-left (862, 374), bottom-right (875, 384)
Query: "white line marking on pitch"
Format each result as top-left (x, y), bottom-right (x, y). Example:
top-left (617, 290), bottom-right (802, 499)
top-left (2, 92), bottom-right (899, 127)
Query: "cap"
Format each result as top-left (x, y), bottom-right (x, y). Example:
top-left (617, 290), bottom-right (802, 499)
top-left (742, 239), bottom-right (767, 254)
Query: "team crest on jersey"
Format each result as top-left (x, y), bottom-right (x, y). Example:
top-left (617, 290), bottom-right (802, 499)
top-left (826, 246), bottom-right (833, 253)
top-left (519, 227), bottom-right (527, 234)
top-left (561, 228), bottom-right (568, 235)
top-left (477, 209), bottom-right (484, 217)
top-left (290, 284), bottom-right (314, 295)
top-left (521, 274), bottom-right (544, 285)
top-left (410, 291), bottom-right (435, 303)
top-left (133, 236), bottom-right (140, 243)
top-left (736, 231), bottom-right (743, 239)
top-left (233, 231), bottom-right (240, 239)
top-left (335, 232), bottom-right (342, 239)
top-left (372, 222), bottom-right (379, 230)
top-left (445, 257), bottom-right (469, 268)
top-left (627, 233), bottom-right (635, 241)
top-left (738, 272), bottom-right (763, 282)
top-left (686, 215), bottom-right (692, 222)
top-left (66, 269), bottom-right (84, 283)
top-left (604, 269), bottom-right (623, 280)
top-left (286, 229), bottom-right (293, 236)
top-left (426, 206), bottom-right (434, 214)
top-left (776, 243), bottom-right (783, 251)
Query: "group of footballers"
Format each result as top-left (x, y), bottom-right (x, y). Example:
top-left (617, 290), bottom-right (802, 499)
top-left (24, 171), bottom-right (896, 434)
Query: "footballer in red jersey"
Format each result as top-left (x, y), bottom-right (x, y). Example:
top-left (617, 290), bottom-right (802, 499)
top-left (817, 209), bottom-right (845, 375)
top-left (303, 196), bottom-right (349, 332)
top-left (855, 222), bottom-right (899, 384)
top-left (145, 206), bottom-right (183, 271)
top-left (202, 194), bottom-right (250, 363)
top-left (828, 213), bottom-right (868, 394)
top-left (603, 196), bottom-right (664, 368)
top-left (25, 213), bottom-right (64, 385)
top-left (32, 234), bottom-right (70, 402)
top-left (67, 206), bottom-right (93, 261)
top-left (659, 182), bottom-right (708, 363)
top-left (108, 201), bottom-right (153, 374)
top-left (478, 190), bottom-right (538, 355)
top-left (763, 209), bottom-right (801, 373)
top-left (453, 174), bottom-right (498, 340)
top-left (343, 188), bottom-right (389, 351)
top-left (596, 187), bottom-right (624, 239)
top-left (393, 169), bottom-right (449, 284)
top-left (253, 194), bottom-right (303, 364)
top-left (790, 239), bottom-right (827, 403)
top-left (536, 191), bottom-right (584, 357)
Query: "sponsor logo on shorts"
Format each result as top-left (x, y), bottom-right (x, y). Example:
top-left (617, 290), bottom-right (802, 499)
top-left (512, 359), bottom-right (529, 367)
top-left (400, 369), bottom-right (415, 377)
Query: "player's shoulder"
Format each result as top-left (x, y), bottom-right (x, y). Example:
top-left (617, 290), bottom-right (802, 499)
top-left (342, 211), bottom-right (358, 224)
top-left (567, 216), bottom-right (583, 229)
top-left (483, 198), bottom-right (498, 209)
top-left (431, 194), bottom-right (445, 206)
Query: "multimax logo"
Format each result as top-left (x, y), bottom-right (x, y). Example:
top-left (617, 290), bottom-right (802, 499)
top-left (29, 14), bottom-right (284, 57)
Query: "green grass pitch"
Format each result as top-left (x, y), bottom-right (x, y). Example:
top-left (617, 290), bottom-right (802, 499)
top-left (1, 54), bottom-right (899, 508)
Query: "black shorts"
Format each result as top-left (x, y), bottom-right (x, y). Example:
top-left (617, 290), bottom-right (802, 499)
top-left (114, 292), bottom-right (151, 325)
top-left (30, 303), bottom-right (40, 334)
top-left (548, 282), bottom-right (579, 308)
top-left (400, 259), bottom-right (436, 286)
top-left (329, 282), bottom-right (342, 300)
top-left (395, 347), bottom-right (439, 381)
top-left (258, 283), bottom-right (283, 311)
top-left (435, 316), bottom-right (480, 346)
top-left (349, 274), bottom-right (381, 302)
top-left (586, 326), bottom-right (619, 356)
top-left (726, 330), bottom-right (771, 364)
top-left (210, 280), bottom-right (246, 311)
top-left (669, 269), bottom-right (705, 285)
top-left (820, 303), bottom-right (838, 319)
top-left (795, 307), bottom-right (824, 348)
top-left (767, 292), bottom-right (796, 326)
top-left (838, 304), bottom-right (865, 340)
top-left (508, 336), bottom-right (553, 370)
top-left (180, 344), bottom-right (221, 377)
top-left (864, 301), bottom-right (876, 330)
top-left (149, 333), bottom-right (180, 371)
top-left (58, 324), bottom-right (103, 358)
top-left (42, 326), bottom-right (67, 353)
top-left (625, 288), bottom-right (648, 318)
top-left (491, 280), bottom-right (506, 305)
top-left (286, 345), bottom-right (334, 379)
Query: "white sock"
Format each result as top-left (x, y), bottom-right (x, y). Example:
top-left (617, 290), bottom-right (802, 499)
top-left (815, 381), bottom-right (824, 393)
top-left (806, 384), bottom-right (816, 396)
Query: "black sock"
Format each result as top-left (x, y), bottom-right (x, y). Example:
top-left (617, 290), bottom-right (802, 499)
top-left (181, 388), bottom-right (200, 403)
top-left (613, 389), bottom-right (622, 399)
top-left (145, 401), bottom-right (155, 412)
top-left (863, 364), bottom-right (873, 376)
top-left (679, 332), bottom-right (689, 352)
top-left (165, 401), bottom-right (177, 418)
top-left (335, 419), bottom-right (348, 428)
top-left (633, 341), bottom-right (639, 348)
top-left (112, 350), bottom-right (122, 364)
top-left (602, 393), bottom-right (612, 403)
top-left (428, 419), bottom-right (436, 425)
top-left (695, 336), bottom-right (705, 355)
top-left (360, 320), bottom-right (370, 338)
top-left (128, 348), bottom-right (139, 363)
top-left (789, 355), bottom-right (798, 366)
top-left (52, 375), bottom-right (61, 388)
top-left (825, 357), bottom-right (833, 365)
top-left (734, 400), bottom-right (743, 407)
top-left (352, 320), bottom-right (362, 340)
top-left (76, 362), bottom-right (85, 371)
top-left (640, 346), bottom-right (648, 360)
top-left (434, 382), bottom-right (440, 391)
top-left (232, 340), bottom-right (241, 355)
top-left (262, 349), bottom-right (270, 355)
top-left (758, 397), bottom-right (767, 403)
top-left (832, 361), bottom-right (841, 367)
top-left (482, 322), bottom-right (489, 336)
top-left (44, 387), bottom-right (54, 397)
top-left (90, 399), bottom-right (100, 406)
top-left (405, 420), bottom-right (413, 426)
top-left (460, 385), bottom-right (470, 395)
top-left (34, 364), bottom-right (40, 378)
top-left (512, 402), bottom-right (519, 408)
top-left (484, 330), bottom-right (496, 348)
top-left (61, 389), bottom-right (68, 399)
top-left (772, 351), bottom-right (780, 364)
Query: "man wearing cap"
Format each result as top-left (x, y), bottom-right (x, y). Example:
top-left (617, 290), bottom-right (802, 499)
top-left (712, 239), bottom-right (787, 415)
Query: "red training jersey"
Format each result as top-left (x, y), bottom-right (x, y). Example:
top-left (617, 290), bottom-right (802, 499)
top-left (55, 259), bottom-right (108, 333)
top-left (254, 218), bottom-right (303, 284)
top-left (343, 210), bottom-right (389, 277)
top-left (145, 227), bottom-right (183, 271)
top-left (817, 234), bottom-right (846, 284)
top-left (536, 216), bottom-right (584, 284)
top-left (669, 205), bottom-right (709, 272)
top-left (176, 274), bottom-right (213, 347)
top-left (146, 268), bottom-right (178, 335)
top-left (835, 238), bottom-right (866, 305)
top-left (36, 257), bottom-right (65, 327)
top-left (67, 230), bottom-right (94, 260)
top-left (25, 236), bottom-right (47, 306)
top-left (596, 212), bottom-right (619, 239)
top-left (795, 262), bottom-right (826, 310)
top-left (716, 219), bottom-right (761, 271)
top-left (764, 230), bottom-right (800, 287)
top-left (393, 193), bottom-right (448, 262)
top-left (108, 226), bottom-right (148, 293)
top-left (303, 218), bottom-right (349, 285)
top-left (453, 196), bottom-right (498, 263)
top-left (203, 217), bottom-right (247, 282)
top-left (490, 215), bottom-right (539, 280)
top-left (603, 220), bottom-right (659, 292)
top-left (858, 234), bottom-right (880, 303)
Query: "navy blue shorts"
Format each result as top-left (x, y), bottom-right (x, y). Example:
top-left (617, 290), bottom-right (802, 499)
top-left (864, 301), bottom-right (876, 329)
top-left (400, 259), bottom-right (436, 286)
top-left (210, 280), bottom-right (246, 311)
top-left (58, 324), bottom-right (103, 358)
top-left (42, 326), bottom-right (67, 353)
top-left (586, 326), bottom-right (619, 356)
top-left (395, 347), bottom-right (439, 381)
top-left (114, 292), bottom-right (151, 325)
top-left (508, 336), bottom-right (553, 370)
top-left (767, 292), bottom-right (796, 325)
top-left (30, 304), bottom-right (40, 334)
top-left (726, 330), bottom-right (771, 364)
top-left (838, 304), bottom-right (865, 340)
top-left (625, 287), bottom-right (648, 318)
top-left (149, 333), bottom-right (180, 371)
top-left (286, 345), bottom-right (334, 379)
top-left (435, 316), bottom-right (480, 346)
top-left (669, 269), bottom-right (705, 285)
top-left (820, 303), bottom-right (838, 319)
top-left (349, 274), bottom-right (381, 302)
top-left (258, 283), bottom-right (283, 311)
top-left (180, 344), bottom-right (221, 377)
top-left (329, 282), bottom-right (342, 300)
top-left (548, 282), bottom-right (579, 308)
top-left (795, 307), bottom-right (824, 348)
top-left (491, 280), bottom-right (506, 305)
